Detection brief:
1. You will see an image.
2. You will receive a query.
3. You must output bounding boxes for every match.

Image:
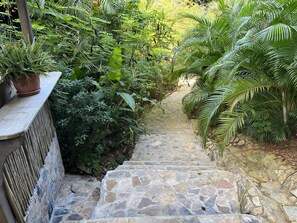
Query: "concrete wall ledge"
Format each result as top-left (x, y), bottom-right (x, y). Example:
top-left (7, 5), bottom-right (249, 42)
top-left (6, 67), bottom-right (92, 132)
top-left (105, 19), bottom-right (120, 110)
top-left (0, 72), bottom-right (62, 141)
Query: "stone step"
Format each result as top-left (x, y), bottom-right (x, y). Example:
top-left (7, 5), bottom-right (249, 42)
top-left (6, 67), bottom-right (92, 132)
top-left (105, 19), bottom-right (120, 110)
top-left (117, 165), bottom-right (215, 172)
top-left (133, 140), bottom-right (205, 152)
top-left (122, 161), bottom-right (215, 167)
top-left (131, 149), bottom-right (210, 162)
top-left (136, 133), bottom-right (200, 144)
top-left (92, 169), bottom-right (240, 219)
top-left (131, 134), bottom-right (209, 162)
top-left (80, 214), bottom-right (260, 223)
top-left (117, 162), bottom-right (217, 171)
top-left (120, 160), bottom-right (216, 169)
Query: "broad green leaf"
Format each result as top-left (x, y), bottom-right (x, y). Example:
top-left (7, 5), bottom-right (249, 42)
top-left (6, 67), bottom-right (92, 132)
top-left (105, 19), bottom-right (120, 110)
top-left (107, 47), bottom-right (122, 81)
top-left (118, 92), bottom-right (136, 111)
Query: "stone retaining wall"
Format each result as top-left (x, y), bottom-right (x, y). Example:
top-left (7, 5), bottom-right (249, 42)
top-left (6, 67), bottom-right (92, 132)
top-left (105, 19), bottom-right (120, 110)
top-left (205, 135), bottom-right (297, 222)
top-left (24, 136), bottom-right (64, 223)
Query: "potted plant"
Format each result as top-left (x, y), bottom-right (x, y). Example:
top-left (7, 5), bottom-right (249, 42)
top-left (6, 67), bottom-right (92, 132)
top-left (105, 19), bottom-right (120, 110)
top-left (0, 39), bottom-right (55, 97)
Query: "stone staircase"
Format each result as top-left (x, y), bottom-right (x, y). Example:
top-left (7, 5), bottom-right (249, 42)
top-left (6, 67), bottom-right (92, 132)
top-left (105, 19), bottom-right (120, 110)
top-left (78, 82), bottom-right (260, 223)
top-left (85, 215), bottom-right (259, 223)
top-left (87, 163), bottom-right (259, 223)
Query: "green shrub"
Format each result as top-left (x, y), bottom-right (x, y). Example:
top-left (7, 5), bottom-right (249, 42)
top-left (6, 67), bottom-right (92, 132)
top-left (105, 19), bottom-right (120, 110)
top-left (176, 0), bottom-right (297, 150)
top-left (50, 76), bottom-right (144, 173)
top-left (1, 0), bottom-right (196, 174)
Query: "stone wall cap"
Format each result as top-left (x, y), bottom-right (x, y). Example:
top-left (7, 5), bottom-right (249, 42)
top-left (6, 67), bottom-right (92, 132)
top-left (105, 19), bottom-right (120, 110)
top-left (0, 72), bottom-right (62, 141)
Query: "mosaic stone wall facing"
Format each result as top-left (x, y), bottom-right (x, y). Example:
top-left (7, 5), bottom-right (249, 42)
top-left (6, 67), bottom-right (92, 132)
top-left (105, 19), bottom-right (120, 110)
top-left (24, 136), bottom-right (64, 223)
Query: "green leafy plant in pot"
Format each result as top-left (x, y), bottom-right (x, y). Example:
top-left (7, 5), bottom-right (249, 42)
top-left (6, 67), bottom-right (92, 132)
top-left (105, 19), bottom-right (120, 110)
top-left (0, 39), bottom-right (55, 97)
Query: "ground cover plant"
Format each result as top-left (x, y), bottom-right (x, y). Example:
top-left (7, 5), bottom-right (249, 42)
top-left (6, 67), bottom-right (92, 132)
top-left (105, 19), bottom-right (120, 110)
top-left (175, 0), bottom-right (297, 152)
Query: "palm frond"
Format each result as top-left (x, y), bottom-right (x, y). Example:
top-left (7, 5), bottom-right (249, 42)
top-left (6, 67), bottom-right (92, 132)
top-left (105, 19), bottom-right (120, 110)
top-left (181, 13), bottom-right (212, 27)
top-left (270, 122), bottom-right (291, 142)
top-left (215, 107), bottom-right (253, 150)
top-left (197, 86), bottom-right (231, 146)
top-left (266, 44), bottom-right (296, 63)
top-left (188, 55), bottom-right (221, 74)
top-left (256, 23), bottom-right (293, 42)
top-left (227, 75), bottom-right (273, 111)
top-left (173, 37), bottom-right (207, 60)
top-left (287, 63), bottom-right (297, 89)
top-left (183, 87), bottom-right (210, 116)
top-left (282, 0), bottom-right (297, 18)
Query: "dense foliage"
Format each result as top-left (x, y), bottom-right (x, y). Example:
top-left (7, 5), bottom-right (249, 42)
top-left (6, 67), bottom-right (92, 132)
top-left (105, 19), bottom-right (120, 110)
top-left (1, 0), bottom-right (206, 174)
top-left (32, 0), bottom-right (177, 174)
top-left (175, 0), bottom-right (297, 152)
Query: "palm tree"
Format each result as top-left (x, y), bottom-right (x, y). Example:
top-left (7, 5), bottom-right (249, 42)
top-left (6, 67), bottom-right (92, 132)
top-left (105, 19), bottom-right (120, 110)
top-left (176, 0), bottom-right (297, 151)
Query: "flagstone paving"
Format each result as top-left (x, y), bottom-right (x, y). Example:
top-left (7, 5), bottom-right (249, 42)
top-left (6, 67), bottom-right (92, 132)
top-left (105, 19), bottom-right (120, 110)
top-left (89, 80), bottom-right (260, 223)
top-left (50, 175), bottom-right (101, 223)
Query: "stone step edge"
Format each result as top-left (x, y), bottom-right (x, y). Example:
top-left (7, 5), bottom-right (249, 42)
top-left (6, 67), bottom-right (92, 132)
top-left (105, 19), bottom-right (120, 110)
top-left (123, 161), bottom-right (215, 167)
top-left (117, 165), bottom-right (217, 169)
top-left (116, 165), bottom-right (219, 172)
top-left (121, 162), bottom-right (215, 168)
top-left (74, 214), bottom-right (259, 223)
top-left (129, 159), bottom-right (210, 162)
top-left (123, 160), bottom-right (215, 165)
top-left (105, 168), bottom-right (226, 177)
top-left (131, 150), bottom-right (208, 154)
top-left (121, 164), bottom-right (215, 168)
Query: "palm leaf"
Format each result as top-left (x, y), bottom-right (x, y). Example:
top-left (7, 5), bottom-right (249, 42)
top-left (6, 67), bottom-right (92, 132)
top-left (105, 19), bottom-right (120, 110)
top-left (256, 23), bottom-right (293, 42)
top-left (181, 13), bottom-right (212, 27)
top-left (197, 86), bottom-right (231, 146)
top-left (183, 88), bottom-right (209, 116)
top-left (173, 37), bottom-right (208, 67)
top-left (183, 79), bottom-right (216, 116)
top-left (215, 107), bottom-right (253, 150)
top-left (270, 122), bottom-right (291, 142)
top-left (188, 55), bottom-right (221, 74)
top-left (287, 62), bottom-right (297, 89)
top-left (282, 0), bottom-right (297, 17)
top-left (227, 75), bottom-right (273, 111)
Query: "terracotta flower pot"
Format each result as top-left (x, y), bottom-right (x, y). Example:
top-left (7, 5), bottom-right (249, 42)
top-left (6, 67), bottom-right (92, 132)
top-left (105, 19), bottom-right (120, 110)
top-left (13, 75), bottom-right (41, 97)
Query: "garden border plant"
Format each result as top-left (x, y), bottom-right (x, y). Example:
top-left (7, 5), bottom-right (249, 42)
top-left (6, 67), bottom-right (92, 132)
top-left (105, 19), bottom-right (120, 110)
top-left (174, 0), bottom-right (297, 153)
